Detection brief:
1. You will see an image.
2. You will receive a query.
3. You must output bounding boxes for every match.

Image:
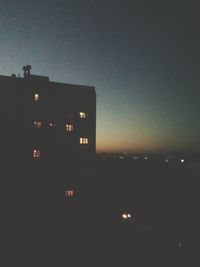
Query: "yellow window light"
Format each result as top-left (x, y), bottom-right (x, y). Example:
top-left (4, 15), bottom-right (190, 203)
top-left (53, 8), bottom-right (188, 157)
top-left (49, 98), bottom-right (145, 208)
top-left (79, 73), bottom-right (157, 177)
top-left (34, 94), bottom-right (39, 101)
top-left (79, 112), bottom-right (87, 118)
top-left (80, 138), bottom-right (88, 144)
top-left (33, 149), bottom-right (40, 158)
top-left (65, 124), bottom-right (74, 132)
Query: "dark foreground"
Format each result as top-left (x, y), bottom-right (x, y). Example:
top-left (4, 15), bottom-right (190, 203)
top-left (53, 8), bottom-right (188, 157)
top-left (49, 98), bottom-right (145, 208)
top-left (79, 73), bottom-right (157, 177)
top-left (1, 159), bottom-right (199, 266)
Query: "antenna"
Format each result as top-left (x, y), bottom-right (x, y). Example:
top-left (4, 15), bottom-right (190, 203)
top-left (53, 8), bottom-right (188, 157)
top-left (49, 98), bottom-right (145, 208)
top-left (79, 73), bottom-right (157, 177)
top-left (22, 65), bottom-right (32, 77)
top-left (27, 65), bottom-right (32, 75)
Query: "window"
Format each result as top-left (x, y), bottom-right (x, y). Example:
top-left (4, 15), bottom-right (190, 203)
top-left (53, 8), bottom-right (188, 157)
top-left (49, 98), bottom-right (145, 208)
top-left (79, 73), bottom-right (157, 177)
top-left (48, 122), bottom-right (56, 127)
top-left (65, 124), bottom-right (74, 132)
top-left (33, 149), bottom-right (40, 158)
top-left (80, 138), bottom-right (88, 144)
top-left (122, 213), bottom-right (132, 220)
top-left (65, 189), bottom-right (74, 198)
top-left (34, 94), bottom-right (39, 101)
top-left (34, 121), bottom-right (42, 128)
top-left (79, 112), bottom-right (87, 118)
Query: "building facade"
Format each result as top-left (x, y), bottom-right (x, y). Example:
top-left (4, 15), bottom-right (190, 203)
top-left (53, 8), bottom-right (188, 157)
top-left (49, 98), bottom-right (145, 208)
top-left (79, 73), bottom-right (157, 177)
top-left (0, 66), bottom-right (96, 164)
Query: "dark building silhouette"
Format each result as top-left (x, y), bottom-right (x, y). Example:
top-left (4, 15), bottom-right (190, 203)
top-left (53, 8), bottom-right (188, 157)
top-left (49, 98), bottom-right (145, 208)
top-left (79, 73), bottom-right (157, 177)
top-left (0, 66), bottom-right (96, 164)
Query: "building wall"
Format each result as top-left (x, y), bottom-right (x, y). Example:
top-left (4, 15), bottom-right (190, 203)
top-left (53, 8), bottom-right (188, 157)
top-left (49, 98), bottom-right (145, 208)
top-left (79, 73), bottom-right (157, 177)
top-left (0, 74), bottom-right (96, 164)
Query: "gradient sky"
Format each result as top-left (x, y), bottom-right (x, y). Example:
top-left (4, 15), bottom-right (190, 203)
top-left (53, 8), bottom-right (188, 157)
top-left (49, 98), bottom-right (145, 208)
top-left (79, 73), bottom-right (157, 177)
top-left (0, 0), bottom-right (200, 153)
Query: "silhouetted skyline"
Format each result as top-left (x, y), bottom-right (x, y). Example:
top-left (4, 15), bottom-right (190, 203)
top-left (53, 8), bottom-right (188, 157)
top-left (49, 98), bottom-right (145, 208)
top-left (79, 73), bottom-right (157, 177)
top-left (0, 0), bottom-right (200, 153)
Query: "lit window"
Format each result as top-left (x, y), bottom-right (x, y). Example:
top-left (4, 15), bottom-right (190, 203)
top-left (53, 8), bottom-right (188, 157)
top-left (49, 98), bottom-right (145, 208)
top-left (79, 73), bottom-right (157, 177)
top-left (79, 112), bottom-right (87, 118)
top-left (33, 149), bottom-right (40, 158)
top-left (34, 94), bottom-right (39, 101)
top-left (80, 138), bottom-right (88, 144)
top-left (122, 213), bottom-right (133, 221)
top-left (65, 124), bottom-right (74, 132)
top-left (65, 189), bottom-right (74, 198)
top-left (48, 122), bottom-right (56, 127)
top-left (122, 214), bottom-right (128, 219)
top-left (34, 121), bottom-right (42, 128)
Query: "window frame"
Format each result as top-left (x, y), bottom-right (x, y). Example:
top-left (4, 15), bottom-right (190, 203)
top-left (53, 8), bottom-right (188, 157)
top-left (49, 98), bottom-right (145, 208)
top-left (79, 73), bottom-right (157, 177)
top-left (80, 137), bottom-right (88, 144)
top-left (65, 124), bottom-right (74, 132)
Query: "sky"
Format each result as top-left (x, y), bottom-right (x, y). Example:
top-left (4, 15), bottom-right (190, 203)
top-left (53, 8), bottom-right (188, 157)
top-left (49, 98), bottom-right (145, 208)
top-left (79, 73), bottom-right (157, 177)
top-left (0, 0), bottom-right (200, 153)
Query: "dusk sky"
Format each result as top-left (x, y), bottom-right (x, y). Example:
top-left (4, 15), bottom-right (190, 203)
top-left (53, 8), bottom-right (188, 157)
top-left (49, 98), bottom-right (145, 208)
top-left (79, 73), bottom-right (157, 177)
top-left (1, 0), bottom-right (200, 153)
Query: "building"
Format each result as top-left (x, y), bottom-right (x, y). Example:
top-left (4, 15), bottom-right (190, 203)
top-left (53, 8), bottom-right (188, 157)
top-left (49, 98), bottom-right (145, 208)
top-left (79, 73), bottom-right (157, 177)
top-left (0, 66), bottom-right (96, 165)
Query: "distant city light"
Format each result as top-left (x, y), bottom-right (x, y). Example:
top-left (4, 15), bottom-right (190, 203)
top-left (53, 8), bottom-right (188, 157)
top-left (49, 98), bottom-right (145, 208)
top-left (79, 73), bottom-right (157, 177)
top-left (180, 159), bottom-right (185, 163)
top-left (144, 156), bottom-right (148, 160)
top-left (165, 159), bottom-right (169, 163)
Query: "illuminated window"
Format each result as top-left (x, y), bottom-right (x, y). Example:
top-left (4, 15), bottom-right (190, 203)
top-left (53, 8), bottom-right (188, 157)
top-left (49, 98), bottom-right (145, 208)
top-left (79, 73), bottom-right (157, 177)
top-left (34, 121), bottom-right (42, 128)
top-left (48, 122), bottom-right (56, 127)
top-left (65, 189), bottom-right (74, 198)
top-left (122, 214), bottom-right (128, 219)
top-left (33, 149), bottom-right (40, 158)
top-left (65, 124), bottom-right (74, 132)
top-left (122, 213), bottom-right (133, 221)
top-left (34, 94), bottom-right (39, 101)
top-left (79, 112), bottom-right (87, 118)
top-left (80, 138), bottom-right (88, 144)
